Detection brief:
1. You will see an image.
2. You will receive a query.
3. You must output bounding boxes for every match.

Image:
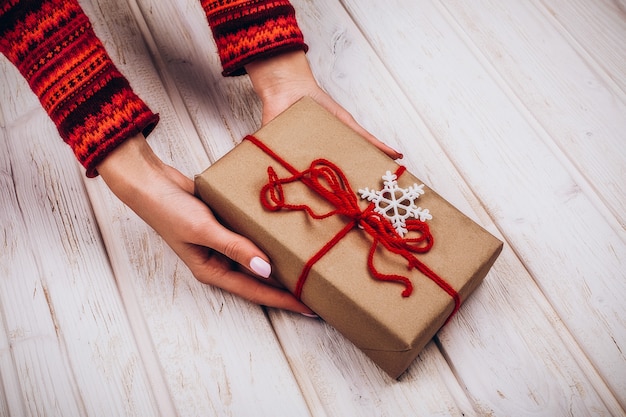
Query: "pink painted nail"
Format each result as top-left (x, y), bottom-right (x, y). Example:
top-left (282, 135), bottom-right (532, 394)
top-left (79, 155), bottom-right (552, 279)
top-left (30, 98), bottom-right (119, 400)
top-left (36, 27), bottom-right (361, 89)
top-left (250, 257), bottom-right (271, 279)
top-left (301, 312), bottom-right (319, 318)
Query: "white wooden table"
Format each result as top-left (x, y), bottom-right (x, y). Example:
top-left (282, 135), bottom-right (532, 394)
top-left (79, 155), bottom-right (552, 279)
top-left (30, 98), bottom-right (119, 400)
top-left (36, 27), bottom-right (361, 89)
top-left (1, 0), bottom-right (625, 415)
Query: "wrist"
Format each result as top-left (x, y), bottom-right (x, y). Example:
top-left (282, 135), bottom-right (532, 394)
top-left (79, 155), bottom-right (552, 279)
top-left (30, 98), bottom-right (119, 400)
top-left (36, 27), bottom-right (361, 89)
top-left (96, 134), bottom-right (165, 203)
top-left (245, 50), bottom-right (316, 100)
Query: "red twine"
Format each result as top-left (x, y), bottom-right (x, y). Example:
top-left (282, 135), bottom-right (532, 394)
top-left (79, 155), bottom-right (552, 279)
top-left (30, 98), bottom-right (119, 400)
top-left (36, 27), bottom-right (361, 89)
top-left (244, 135), bottom-right (461, 321)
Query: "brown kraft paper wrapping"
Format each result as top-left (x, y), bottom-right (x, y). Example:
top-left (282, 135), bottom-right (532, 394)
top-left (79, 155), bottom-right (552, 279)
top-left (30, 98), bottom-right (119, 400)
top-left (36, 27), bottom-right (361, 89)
top-left (195, 97), bottom-right (503, 378)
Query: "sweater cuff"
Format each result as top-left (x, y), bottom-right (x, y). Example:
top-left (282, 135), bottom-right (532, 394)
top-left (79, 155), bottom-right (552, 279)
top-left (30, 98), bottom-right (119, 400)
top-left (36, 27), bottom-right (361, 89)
top-left (70, 89), bottom-right (159, 178)
top-left (201, 0), bottom-right (308, 76)
top-left (0, 0), bottom-right (159, 177)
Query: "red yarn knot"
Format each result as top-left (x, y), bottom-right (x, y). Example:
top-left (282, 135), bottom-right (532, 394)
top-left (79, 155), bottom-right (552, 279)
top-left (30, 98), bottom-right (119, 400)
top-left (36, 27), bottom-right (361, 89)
top-left (262, 159), bottom-right (362, 219)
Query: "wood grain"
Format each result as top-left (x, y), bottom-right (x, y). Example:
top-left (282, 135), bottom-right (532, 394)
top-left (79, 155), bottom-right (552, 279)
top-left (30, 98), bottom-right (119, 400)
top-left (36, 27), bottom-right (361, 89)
top-left (439, 0), bottom-right (626, 231)
top-left (536, 0), bottom-right (626, 94)
top-left (0, 127), bottom-right (29, 417)
top-left (341, 0), bottom-right (626, 411)
top-left (0, 102), bottom-right (161, 416)
top-left (1, 0), bottom-right (624, 415)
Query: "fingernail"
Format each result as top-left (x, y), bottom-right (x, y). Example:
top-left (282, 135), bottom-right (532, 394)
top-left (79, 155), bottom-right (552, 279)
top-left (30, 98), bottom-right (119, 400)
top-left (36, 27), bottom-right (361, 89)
top-left (301, 312), bottom-right (319, 318)
top-left (389, 146), bottom-right (403, 159)
top-left (250, 257), bottom-right (271, 278)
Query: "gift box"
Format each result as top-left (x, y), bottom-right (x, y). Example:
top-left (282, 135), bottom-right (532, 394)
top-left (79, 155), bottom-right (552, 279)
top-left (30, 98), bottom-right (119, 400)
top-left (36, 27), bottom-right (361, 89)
top-left (195, 97), bottom-right (502, 378)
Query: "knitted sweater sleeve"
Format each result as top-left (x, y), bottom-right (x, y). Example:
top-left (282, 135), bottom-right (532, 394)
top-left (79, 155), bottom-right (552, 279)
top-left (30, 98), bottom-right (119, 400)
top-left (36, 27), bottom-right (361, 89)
top-left (200, 0), bottom-right (307, 76)
top-left (0, 0), bottom-right (159, 177)
top-left (0, 0), bottom-right (304, 176)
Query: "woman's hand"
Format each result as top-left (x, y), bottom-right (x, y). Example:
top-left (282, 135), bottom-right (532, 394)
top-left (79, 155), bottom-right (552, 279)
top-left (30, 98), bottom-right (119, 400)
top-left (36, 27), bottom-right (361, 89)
top-left (245, 51), bottom-right (402, 159)
top-left (97, 134), bottom-right (315, 316)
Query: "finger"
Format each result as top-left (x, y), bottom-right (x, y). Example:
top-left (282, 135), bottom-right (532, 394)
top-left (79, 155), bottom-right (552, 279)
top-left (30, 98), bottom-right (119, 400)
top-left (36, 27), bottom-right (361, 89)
top-left (199, 218), bottom-right (273, 279)
top-left (314, 94), bottom-right (403, 159)
top-left (336, 110), bottom-right (403, 160)
top-left (195, 250), bottom-right (316, 315)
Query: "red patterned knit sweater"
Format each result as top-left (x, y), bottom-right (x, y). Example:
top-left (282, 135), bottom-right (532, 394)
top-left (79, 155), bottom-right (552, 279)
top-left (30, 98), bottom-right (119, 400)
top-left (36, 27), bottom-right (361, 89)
top-left (0, 0), bottom-right (306, 177)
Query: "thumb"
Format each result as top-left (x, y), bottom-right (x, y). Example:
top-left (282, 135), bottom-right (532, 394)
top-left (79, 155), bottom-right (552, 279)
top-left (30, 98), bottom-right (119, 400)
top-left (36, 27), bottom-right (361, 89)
top-left (313, 93), bottom-right (403, 159)
top-left (206, 224), bottom-right (272, 279)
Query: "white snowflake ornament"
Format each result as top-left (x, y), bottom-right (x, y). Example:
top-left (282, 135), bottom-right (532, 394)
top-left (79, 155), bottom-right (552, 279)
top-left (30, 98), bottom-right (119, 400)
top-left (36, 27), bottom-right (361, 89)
top-left (358, 171), bottom-right (432, 237)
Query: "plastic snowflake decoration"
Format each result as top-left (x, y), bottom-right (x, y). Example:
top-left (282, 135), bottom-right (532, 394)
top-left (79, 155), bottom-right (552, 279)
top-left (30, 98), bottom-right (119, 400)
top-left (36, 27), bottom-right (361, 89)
top-left (358, 171), bottom-right (432, 237)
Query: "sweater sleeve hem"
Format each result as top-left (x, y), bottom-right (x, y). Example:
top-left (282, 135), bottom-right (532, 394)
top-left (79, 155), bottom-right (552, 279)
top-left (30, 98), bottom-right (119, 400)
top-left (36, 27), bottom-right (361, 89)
top-left (221, 42), bottom-right (307, 76)
top-left (203, 0), bottom-right (307, 77)
top-left (82, 110), bottom-right (159, 178)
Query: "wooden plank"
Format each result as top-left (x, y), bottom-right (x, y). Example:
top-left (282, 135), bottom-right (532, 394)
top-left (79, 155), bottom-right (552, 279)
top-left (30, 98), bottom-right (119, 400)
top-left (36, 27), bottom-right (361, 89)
top-left (0, 91), bottom-right (163, 416)
top-left (270, 312), bottom-right (479, 417)
top-left (79, 0), bottom-right (314, 415)
top-left (441, 0), bottom-right (626, 232)
top-left (535, 0), bottom-right (626, 94)
top-left (0, 120), bottom-right (83, 416)
top-left (340, 0), bottom-right (626, 412)
top-left (0, 62), bottom-right (39, 126)
top-left (126, 0), bottom-right (262, 157)
top-left (0, 129), bottom-right (28, 417)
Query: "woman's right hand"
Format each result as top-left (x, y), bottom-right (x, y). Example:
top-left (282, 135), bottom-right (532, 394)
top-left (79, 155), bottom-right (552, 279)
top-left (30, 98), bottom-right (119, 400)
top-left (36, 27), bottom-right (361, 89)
top-left (97, 133), bottom-right (316, 316)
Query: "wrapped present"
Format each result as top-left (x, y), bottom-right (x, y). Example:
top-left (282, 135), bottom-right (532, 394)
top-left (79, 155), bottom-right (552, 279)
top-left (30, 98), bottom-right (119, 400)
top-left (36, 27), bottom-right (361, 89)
top-left (195, 97), bottom-right (502, 378)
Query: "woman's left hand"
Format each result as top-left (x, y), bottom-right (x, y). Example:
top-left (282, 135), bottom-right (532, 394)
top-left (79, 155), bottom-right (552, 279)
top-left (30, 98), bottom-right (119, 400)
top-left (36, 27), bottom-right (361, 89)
top-left (245, 51), bottom-right (402, 160)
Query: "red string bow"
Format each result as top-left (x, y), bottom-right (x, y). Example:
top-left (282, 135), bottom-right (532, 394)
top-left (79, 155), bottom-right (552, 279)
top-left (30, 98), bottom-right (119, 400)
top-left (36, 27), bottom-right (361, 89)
top-left (246, 135), bottom-right (460, 318)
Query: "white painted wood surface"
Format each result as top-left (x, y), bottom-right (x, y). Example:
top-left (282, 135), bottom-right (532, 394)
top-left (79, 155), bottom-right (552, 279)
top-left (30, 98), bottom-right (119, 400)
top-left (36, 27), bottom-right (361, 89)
top-left (1, 0), bottom-right (624, 416)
